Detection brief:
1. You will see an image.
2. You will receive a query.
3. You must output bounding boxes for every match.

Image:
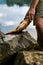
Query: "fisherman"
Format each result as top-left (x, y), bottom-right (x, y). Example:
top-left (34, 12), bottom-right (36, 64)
top-left (25, 0), bottom-right (43, 48)
top-left (6, 0), bottom-right (43, 49)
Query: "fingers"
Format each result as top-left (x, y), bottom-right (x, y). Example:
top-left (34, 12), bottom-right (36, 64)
top-left (25, 8), bottom-right (35, 21)
top-left (30, 14), bottom-right (34, 20)
top-left (24, 14), bottom-right (34, 21)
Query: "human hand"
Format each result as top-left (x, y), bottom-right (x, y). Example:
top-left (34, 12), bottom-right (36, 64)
top-left (24, 8), bottom-right (35, 21)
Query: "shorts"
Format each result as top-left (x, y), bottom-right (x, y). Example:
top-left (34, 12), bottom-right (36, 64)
top-left (33, 0), bottom-right (43, 25)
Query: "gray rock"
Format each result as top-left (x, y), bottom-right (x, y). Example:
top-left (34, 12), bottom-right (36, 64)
top-left (8, 31), bottom-right (37, 51)
top-left (0, 31), bottom-right (43, 65)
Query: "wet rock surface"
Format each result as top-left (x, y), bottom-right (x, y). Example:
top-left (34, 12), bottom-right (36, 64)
top-left (0, 31), bottom-right (43, 65)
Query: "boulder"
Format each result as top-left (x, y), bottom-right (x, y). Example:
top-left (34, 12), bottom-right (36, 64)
top-left (0, 31), bottom-right (43, 65)
top-left (8, 31), bottom-right (38, 51)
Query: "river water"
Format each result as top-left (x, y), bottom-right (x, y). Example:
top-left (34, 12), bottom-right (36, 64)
top-left (0, 4), bottom-right (37, 40)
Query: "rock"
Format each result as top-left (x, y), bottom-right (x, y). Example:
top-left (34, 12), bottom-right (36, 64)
top-left (14, 51), bottom-right (43, 65)
top-left (8, 31), bottom-right (38, 51)
top-left (0, 31), bottom-right (43, 65)
top-left (0, 31), bottom-right (16, 64)
top-left (0, 31), bottom-right (5, 43)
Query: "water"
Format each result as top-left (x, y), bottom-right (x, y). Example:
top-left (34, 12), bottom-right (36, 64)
top-left (0, 4), bottom-right (37, 40)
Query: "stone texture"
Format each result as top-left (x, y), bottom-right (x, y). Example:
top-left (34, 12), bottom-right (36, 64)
top-left (0, 31), bottom-right (43, 65)
top-left (14, 51), bottom-right (43, 65)
top-left (8, 31), bottom-right (37, 51)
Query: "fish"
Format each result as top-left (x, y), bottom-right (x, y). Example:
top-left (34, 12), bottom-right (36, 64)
top-left (5, 17), bottom-right (31, 35)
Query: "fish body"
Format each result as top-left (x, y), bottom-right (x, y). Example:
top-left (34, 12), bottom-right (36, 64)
top-left (6, 18), bottom-right (31, 35)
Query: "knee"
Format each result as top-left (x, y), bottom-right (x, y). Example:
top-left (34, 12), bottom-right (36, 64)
top-left (35, 18), bottom-right (41, 31)
top-left (35, 17), bottom-right (43, 36)
top-left (35, 18), bottom-right (42, 26)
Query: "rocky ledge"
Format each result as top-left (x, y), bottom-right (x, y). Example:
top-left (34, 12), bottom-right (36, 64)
top-left (0, 31), bottom-right (43, 65)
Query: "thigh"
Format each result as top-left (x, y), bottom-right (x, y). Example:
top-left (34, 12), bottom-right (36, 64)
top-left (35, 17), bottom-right (43, 36)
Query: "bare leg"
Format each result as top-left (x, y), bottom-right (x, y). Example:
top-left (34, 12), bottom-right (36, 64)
top-left (35, 17), bottom-right (43, 48)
